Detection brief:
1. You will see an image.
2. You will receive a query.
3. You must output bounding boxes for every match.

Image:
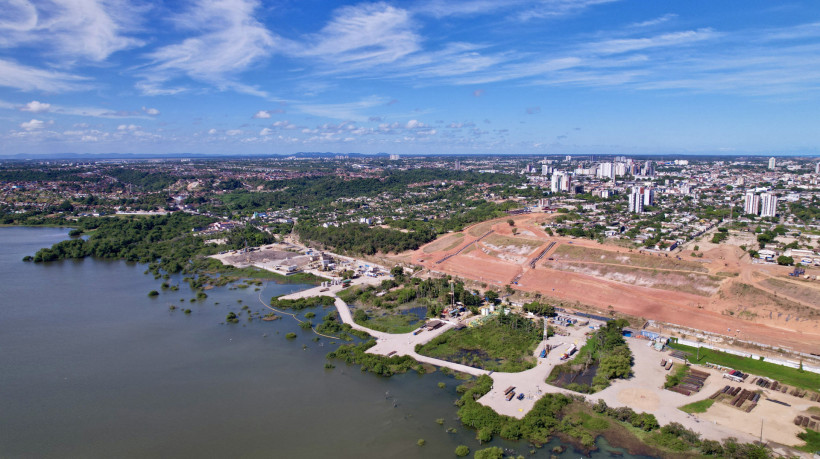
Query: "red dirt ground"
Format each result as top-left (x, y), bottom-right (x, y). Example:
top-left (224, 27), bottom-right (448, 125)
top-left (404, 213), bottom-right (820, 354)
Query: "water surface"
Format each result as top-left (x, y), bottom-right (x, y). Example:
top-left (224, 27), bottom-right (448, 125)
top-left (0, 227), bottom-right (655, 458)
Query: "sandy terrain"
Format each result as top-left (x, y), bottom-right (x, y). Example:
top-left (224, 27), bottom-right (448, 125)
top-left (400, 213), bottom-right (820, 353)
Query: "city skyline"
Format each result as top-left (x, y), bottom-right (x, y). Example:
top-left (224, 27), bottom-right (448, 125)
top-left (2, 0), bottom-right (820, 156)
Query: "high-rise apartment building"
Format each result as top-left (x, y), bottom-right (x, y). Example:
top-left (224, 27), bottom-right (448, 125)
top-left (629, 188), bottom-right (644, 213)
top-left (744, 192), bottom-right (760, 216)
top-left (760, 193), bottom-right (778, 217)
top-left (643, 188), bottom-right (655, 206)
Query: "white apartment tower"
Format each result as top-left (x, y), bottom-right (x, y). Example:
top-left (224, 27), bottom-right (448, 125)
top-left (768, 157), bottom-right (776, 170)
top-left (550, 173), bottom-right (562, 193)
top-left (744, 192), bottom-right (760, 216)
top-left (597, 162), bottom-right (615, 180)
top-left (629, 188), bottom-right (644, 213)
top-left (643, 188), bottom-right (655, 206)
top-left (760, 193), bottom-right (778, 217)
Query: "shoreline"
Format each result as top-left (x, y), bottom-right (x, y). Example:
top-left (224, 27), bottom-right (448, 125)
top-left (283, 281), bottom-right (813, 457)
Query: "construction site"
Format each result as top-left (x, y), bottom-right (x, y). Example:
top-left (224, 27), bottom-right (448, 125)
top-left (401, 213), bottom-right (820, 358)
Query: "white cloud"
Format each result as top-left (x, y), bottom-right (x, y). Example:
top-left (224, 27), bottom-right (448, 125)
top-left (295, 96), bottom-right (387, 121)
top-left (587, 29), bottom-right (717, 55)
top-left (271, 120), bottom-right (297, 129)
top-left (20, 119), bottom-right (47, 130)
top-left (516, 0), bottom-right (619, 21)
top-left (208, 128), bottom-right (218, 135)
top-left (142, 106), bottom-right (160, 116)
top-left (0, 0), bottom-right (144, 62)
top-left (226, 129), bottom-right (242, 136)
top-left (253, 110), bottom-right (271, 119)
top-left (292, 3), bottom-right (420, 69)
top-left (630, 14), bottom-right (677, 28)
top-left (19, 101), bottom-right (52, 113)
top-left (140, 0), bottom-right (277, 94)
top-left (259, 127), bottom-right (273, 135)
top-left (117, 124), bottom-right (139, 130)
top-left (0, 58), bottom-right (88, 92)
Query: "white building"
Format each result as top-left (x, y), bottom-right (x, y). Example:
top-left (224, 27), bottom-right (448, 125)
top-left (614, 162), bottom-right (627, 177)
top-left (629, 188), bottom-right (644, 213)
top-left (643, 188), bottom-right (655, 206)
top-left (744, 192), bottom-right (760, 216)
top-left (597, 162), bottom-right (615, 180)
top-left (551, 172), bottom-right (572, 193)
top-left (760, 193), bottom-right (778, 217)
top-left (816, 162), bottom-right (820, 174)
top-left (768, 157), bottom-right (776, 170)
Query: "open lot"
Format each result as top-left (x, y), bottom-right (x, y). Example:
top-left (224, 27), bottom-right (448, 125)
top-left (552, 244), bottom-right (710, 272)
top-left (550, 261), bottom-right (723, 297)
top-left (402, 213), bottom-right (820, 354)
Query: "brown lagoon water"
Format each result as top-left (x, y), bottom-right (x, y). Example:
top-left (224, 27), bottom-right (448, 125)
top-left (0, 227), bottom-right (656, 458)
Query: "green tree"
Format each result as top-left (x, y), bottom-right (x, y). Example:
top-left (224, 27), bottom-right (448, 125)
top-left (455, 445), bottom-right (470, 457)
top-left (777, 255), bottom-right (794, 266)
top-left (353, 309), bottom-right (368, 322)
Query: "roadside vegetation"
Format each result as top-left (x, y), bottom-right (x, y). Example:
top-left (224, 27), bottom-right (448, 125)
top-left (548, 319), bottom-right (633, 393)
top-left (417, 313), bottom-right (543, 372)
top-left (669, 342), bottom-right (820, 391)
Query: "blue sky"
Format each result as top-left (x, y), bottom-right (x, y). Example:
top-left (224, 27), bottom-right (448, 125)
top-left (1, 0), bottom-right (819, 156)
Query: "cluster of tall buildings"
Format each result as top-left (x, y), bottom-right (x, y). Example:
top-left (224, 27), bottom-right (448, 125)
top-left (744, 191), bottom-right (778, 217)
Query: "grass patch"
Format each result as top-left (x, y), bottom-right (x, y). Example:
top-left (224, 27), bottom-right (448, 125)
top-left (669, 342), bottom-right (820, 391)
top-left (678, 398), bottom-right (714, 414)
top-left (797, 429), bottom-right (820, 453)
top-left (417, 314), bottom-right (542, 372)
top-left (355, 309), bottom-right (424, 334)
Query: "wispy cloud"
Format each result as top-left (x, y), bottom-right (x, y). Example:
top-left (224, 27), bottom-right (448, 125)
top-left (0, 0), bottom-right (144, 62)
top-left (585, 28), bottom-right (718, 54)
top-left (516, 0), bottom-right (620, 21)
top-left (629, 13), bottom-right (677, 28)
top-left (0, 59), bottom-right (89, 92)
top-left (295, 96), bottom-right (389, 121)
top-left (139, 0), bottom-right (277, 95)
top-left (290, 3), bottom-right (420, 72)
